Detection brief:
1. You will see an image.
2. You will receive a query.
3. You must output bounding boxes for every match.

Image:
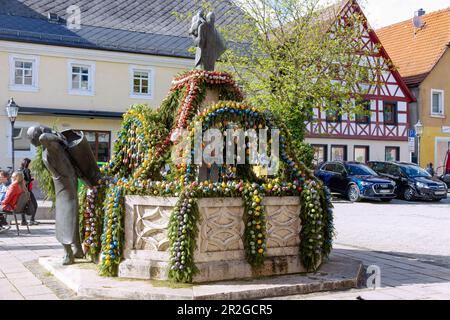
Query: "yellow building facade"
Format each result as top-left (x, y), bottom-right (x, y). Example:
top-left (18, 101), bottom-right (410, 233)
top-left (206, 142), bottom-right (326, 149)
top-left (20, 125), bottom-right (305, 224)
top-left (0, 40), bottom-right (192, 169)
top-left (378, 8), bottom-right (450, 174)
top-left (418, 48), bottom-right (450, 173)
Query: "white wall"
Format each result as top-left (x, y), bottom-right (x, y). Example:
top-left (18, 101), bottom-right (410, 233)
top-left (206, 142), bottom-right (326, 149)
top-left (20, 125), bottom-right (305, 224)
top-left (305, 137), bottom-right (410, 162)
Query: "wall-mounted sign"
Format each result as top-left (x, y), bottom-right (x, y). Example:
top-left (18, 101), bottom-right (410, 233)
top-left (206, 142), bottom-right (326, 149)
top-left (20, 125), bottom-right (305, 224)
top-left (408, 128), bottom-right (415, 153)
top-left (442, 126), bottom-right (450, 134)
top-left (408, 137), bottom-right (415, 153)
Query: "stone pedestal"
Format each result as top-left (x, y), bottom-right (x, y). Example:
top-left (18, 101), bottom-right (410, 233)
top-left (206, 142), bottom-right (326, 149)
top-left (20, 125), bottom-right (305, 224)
top-left (119, 196), bottom-right (309, 283)
top-left (198, 88), bottom-right (220, 182)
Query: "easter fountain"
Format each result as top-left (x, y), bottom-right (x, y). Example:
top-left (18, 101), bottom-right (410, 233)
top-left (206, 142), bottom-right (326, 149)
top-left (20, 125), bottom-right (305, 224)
top-left (86, 69), bottom-right (335, 283)
top-left (37, 10), bottom-right (362, 298)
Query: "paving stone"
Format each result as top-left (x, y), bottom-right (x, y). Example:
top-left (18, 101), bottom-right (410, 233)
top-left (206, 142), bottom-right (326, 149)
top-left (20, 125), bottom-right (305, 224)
top-left (0, 279), bottom-right (23, 299)
top-left (24, 293), bottom-right (60, 300)
top-left (3, 200), bottom-right (450, 300)
top-left (9, 276), bottom-right (43, 287)
top-left (13, 284), bottom-right (54, 296)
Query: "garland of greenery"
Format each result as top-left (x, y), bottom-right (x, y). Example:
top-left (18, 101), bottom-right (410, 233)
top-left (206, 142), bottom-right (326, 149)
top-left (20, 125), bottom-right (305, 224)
top-left (99, 183), bottom-right (125, 276)
top-left (168, 190), bottom-right (200, 282)
top-left (242, 185), bottom-right (266, 266)
top-left (31, 146), bottom-right (56, 207)
top-left (79, 184), bottom-right (106, 259)
top-left (321, 186), bottom-right (334, 258)
top-left (300, 180), bottom-right (325, 270)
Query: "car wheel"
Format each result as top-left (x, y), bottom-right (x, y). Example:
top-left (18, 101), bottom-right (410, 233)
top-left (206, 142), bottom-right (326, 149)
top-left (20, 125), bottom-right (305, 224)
top-left (347, 184), bottom-right (361, 202)
top-left (403, 187), bottom-right (415, 201)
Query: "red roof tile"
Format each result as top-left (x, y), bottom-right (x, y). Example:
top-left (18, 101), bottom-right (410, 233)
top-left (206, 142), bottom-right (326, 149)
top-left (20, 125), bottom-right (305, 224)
top-left (377, 7), bottom-right (450, 86)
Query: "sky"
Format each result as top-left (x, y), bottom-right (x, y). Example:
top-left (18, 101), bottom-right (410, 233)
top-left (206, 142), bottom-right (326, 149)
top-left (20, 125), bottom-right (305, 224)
top-left (351, 0), bottom-right (450, 29)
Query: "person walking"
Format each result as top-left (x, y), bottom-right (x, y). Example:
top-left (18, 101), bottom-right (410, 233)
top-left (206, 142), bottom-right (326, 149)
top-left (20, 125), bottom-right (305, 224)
top-left (19, 158), bottom-right (39, 225)
top-left (426, 162), bottom-right (435, 177)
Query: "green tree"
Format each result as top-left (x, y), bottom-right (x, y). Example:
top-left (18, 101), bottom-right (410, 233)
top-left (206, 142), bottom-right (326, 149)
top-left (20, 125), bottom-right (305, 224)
top-left (216, 0), bottom-right (373, 167)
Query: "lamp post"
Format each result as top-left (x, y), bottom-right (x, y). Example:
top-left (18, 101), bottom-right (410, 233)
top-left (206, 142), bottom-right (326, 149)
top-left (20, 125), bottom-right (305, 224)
top-left (6, 98), bottom-right (19, 171)
top-left (415, 120), bottom-right (423, 167)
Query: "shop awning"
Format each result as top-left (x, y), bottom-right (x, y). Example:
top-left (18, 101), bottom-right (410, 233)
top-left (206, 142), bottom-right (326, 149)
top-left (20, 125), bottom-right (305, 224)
top-left (18, 107), bottom-right (123, 119)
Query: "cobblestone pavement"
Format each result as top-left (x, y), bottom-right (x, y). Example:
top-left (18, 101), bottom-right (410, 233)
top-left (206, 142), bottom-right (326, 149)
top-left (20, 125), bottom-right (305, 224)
top-left (274, 196), bottom-right (450, 300)
top-left (0, 222), bottom-right (77, 300)
top-left (1, 196), bottom-right (449, 300)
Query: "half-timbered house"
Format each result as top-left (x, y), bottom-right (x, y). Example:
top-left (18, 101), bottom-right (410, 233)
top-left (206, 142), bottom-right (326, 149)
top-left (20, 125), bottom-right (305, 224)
top-left (305, 0), bottom-right (415, 166)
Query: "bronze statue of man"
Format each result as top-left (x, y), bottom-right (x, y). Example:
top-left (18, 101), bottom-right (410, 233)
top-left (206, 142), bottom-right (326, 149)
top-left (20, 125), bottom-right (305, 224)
top-left (28, 126), bottom-right (100, 265)
top-left (189, 10), bottom-right (226, 71)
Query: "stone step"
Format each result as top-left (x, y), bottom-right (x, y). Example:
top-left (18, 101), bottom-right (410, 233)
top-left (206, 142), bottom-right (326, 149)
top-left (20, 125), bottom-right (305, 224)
top-left (35, 201), bottom-right (55, 220)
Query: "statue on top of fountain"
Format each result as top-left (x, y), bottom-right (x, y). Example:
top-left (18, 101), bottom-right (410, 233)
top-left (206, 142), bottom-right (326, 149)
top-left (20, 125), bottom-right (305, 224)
top-left (189, 10), bottom-right (226, 71)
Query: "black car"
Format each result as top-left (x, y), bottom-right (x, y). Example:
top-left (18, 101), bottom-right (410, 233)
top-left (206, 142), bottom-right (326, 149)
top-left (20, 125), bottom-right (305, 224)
top-left (315, 161), bottom-right (396, 202)
top-left (440, 174), bottom-right (450, 188)
top-left (367, 161), bottom-right (448, 201)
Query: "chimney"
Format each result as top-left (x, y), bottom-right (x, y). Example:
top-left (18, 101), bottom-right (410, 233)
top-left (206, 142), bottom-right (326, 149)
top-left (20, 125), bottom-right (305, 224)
top-left (418, 8), bottom-right (425, 17)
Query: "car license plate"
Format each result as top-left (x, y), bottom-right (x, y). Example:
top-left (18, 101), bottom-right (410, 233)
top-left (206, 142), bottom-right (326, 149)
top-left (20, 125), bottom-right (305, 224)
top-left (379, 190), bottom-right (391, 193)
top-left (435, 191), bottom-right (446, 195)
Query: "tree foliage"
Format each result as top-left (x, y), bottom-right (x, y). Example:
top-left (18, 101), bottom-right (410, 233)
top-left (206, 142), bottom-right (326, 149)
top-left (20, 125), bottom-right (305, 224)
top-left (31, 146), bottom-right (56, 207)
top-left (213, 0), bottom-right (373, 165)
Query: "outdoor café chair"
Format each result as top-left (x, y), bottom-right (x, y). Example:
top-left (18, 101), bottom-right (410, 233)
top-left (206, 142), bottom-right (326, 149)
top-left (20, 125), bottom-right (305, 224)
top-left (0, 192), bottom-right (31, 236)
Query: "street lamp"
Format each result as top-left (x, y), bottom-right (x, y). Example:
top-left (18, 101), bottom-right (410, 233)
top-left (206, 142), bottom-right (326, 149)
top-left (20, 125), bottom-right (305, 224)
top-left (5, 98), bottom-right (19, 171)
top-left (415, 120), bottom-right (423, 167)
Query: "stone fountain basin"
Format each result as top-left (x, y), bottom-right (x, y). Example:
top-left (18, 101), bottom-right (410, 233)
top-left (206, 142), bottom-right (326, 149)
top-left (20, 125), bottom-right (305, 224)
top-left (119, 196), bottom-right (312, 283)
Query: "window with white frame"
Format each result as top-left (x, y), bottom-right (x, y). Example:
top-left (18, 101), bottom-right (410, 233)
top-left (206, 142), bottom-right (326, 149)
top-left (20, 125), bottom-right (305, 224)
top-left (129, 66), bottom-right (154, 99)
top-left (68, 60), bottom-right (95, 95)
top-left (9, 55), bottom-right (39, 91)
top-left (431, 90), bottom-right (444, 116)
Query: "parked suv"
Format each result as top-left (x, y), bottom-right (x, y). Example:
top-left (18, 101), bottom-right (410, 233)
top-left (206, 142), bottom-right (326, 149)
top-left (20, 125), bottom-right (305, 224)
top-left (367, 161), bottom-right (448, 201)
top-left (315, 161), bottom-right (396, 202)
top-left (441, 174), bottom-right (450, 188)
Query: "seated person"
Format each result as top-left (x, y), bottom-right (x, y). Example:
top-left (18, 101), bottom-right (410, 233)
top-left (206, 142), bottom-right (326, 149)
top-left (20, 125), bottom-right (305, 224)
top-left (1, 171), bottom-right (30, 226)
top-left (0, 170), bottom-right (11, 228)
